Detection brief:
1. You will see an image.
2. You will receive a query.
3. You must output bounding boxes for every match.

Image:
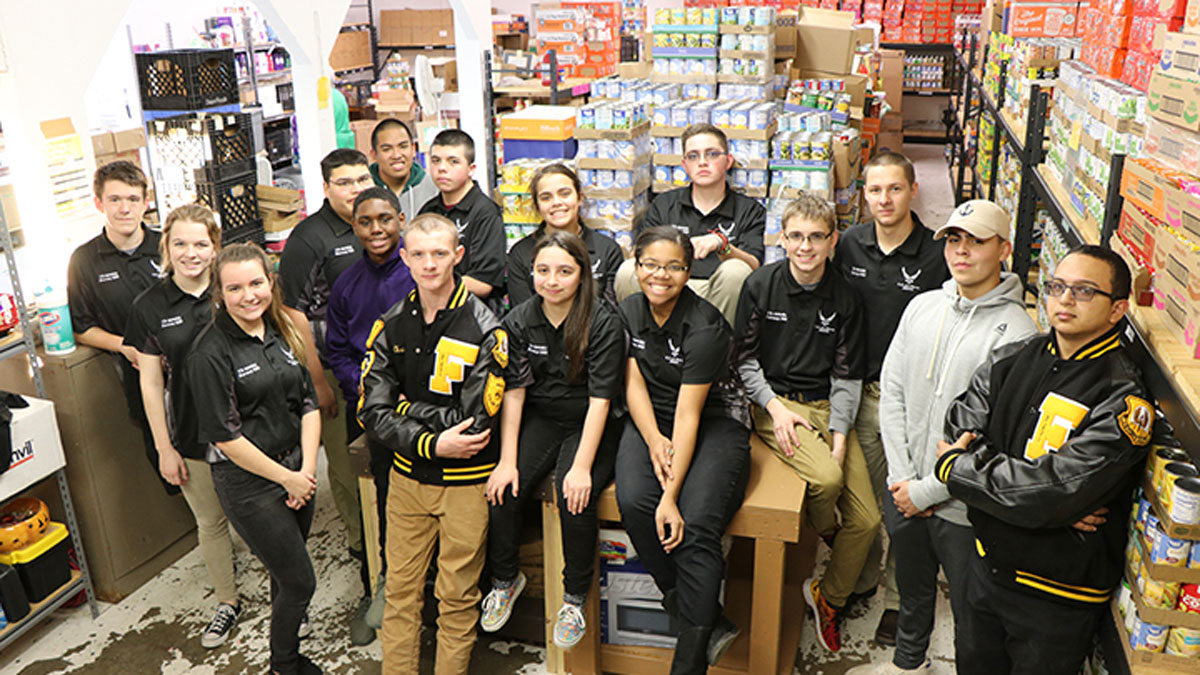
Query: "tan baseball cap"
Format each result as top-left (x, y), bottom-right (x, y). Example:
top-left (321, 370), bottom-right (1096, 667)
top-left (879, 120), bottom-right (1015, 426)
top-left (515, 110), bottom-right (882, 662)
top-left (933, 199), bottom-right (1012, 241)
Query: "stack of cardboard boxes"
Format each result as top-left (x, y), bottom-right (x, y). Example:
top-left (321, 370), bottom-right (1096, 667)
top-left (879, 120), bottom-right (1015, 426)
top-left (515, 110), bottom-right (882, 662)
top-left (379, 9), bottom-right (454, 47)
top-left (92, 128), bottom-right (152, 221)
top-left (564, 1), bottom-right (622, 79)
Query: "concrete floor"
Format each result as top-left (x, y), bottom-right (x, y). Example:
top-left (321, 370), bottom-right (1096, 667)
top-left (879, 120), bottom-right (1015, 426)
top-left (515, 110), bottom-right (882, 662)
top-left (0, 144), bottom-right (958, 675)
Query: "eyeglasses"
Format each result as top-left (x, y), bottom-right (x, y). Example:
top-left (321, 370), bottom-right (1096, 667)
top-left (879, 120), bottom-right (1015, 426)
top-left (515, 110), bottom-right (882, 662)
top-left (329, 175), bottom-right (374, 189)
top-left (637, 260), bottom-right (689, 275)
top-left (683, 149), bottom-right (727, 163)
top-left (782, 231), bottom-right (832, 244)
top-left (1042, 279), bottom-right (1113, 302)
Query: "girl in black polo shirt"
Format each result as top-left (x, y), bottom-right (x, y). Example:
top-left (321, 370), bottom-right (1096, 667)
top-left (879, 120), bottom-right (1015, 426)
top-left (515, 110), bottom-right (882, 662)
top-left (482, 230), bottom-right (625, 648)
top-left (188, 244), bottom-right (322, 675)
top-left (616, 226), bottom-right (751, 674)
top-left (505, 164), bottom-right (624, 307)
top-left (124, 205), bottom-right (244, 649)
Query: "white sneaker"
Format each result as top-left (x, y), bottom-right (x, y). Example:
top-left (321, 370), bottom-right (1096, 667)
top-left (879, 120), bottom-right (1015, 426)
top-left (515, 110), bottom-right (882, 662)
top-left (298, 612), bottom-right (312, 639)
top-left (480, 572), bottom-right (526, 632)
top-left (846, 658), bottom-right (932, 674)
top-left (553, 602), bottom-right (586, 649)
top-left (201, 603), bottom-right (240, 649)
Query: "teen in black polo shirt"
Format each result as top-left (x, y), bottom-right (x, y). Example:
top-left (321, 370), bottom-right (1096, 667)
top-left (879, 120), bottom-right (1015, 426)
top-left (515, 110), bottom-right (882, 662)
top-left (68, 161), bottom-right (168, 490)
top-left (418, 129), bottom-right (505, 305)
top-left (278, 148), bottom-right (372, 634)
top-left (188, 243), bottom-right (322, 675)
top-left (833, 151), bottom-right (950, 644)
top-left (506, 164), bottom-right (624, 308)
top-left (482, 230), bottom-right (625, 649)
top-left (124, 205), bottom-right (245, 649)
top-left (615, 124), bottom-right (765, 324)
top-left (616, 226), bottom-right (751, 674)
top-left (734, 194), bottom-right (878, 654)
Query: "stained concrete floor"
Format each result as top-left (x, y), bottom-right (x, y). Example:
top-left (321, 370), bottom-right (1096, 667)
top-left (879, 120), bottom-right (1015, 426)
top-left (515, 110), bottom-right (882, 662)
top-left (0, 144), bottom-right (959, 674)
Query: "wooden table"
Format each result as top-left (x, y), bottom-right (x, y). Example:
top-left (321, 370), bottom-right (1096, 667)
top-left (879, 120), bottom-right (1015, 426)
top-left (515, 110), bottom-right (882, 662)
top-left (542, 434), bottom-right (810, 675)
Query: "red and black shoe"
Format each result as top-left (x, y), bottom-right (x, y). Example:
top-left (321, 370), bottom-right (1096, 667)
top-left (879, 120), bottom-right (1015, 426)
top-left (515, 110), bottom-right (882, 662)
top-left (803, 576), bottom-right (842, 652)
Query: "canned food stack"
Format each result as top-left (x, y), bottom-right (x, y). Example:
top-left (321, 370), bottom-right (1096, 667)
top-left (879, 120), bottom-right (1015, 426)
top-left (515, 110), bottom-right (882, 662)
top-left (768, 111), bottom-right (835, 203)
top-left (650, 6), bottom-right (719, 90)
top-left (717, 6), bottom-right (776, 96)
top-left (784, 78), bottom-right (855, 126)
top-left (1117, 443), bottom-right (1200, 660)
top-left (575, 101), bottom-right (652, 238)
top-left (497, 159), bottom-right (560, 250)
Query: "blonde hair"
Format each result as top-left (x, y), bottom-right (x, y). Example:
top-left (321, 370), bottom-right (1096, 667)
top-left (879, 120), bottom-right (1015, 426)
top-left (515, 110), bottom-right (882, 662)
top-left (213, 243), bottom-right (306, 361)
top-left (403, 212), bottom-right (459, 244)
top-left (782, 192), bottom-right (837, 234)
top-left (161, 204), bottom-right (221, 276)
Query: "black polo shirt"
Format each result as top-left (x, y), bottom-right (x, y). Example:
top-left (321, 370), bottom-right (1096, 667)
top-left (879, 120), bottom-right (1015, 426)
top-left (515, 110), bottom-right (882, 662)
top-left (641, 186), bottom-right (766, 280)
top-left (418, 182), bottom-right (506, 292)
top-left (67, 225), bottom-right (164, 336)
top-left (188, 312), bottom-right (318, 462)
top-left (506, 225), bottom-right (625, 309)
top-left (620, 287), bottom-right (748, 430)
top-left (278, 199), bottom-right (362, 354)
top-left (504, 296), bottom-right (625, 421)
top-left (834, 214), bottom-right (949, 380)
top-left (734, 261), bottom-right (865, 404)
top-left (122, 278), bottom-right (213, 459)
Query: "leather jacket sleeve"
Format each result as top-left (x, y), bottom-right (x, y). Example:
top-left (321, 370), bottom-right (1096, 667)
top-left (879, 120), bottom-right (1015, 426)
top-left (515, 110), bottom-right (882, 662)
top-left (357, 318), bottom-right (434, 462)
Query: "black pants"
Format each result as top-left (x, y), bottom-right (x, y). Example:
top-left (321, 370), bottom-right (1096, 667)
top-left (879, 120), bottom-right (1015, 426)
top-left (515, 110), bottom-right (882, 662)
top-left (882, 499), bottom-right (973, 670)
top-left (212, 448), bottom-right (316, 674)
top-left (957, 554), bottom-right (1103, 675)
top-left (614, 416), bottom-right (750, 629)
top-left (488, 411), bottom-right (620, 598)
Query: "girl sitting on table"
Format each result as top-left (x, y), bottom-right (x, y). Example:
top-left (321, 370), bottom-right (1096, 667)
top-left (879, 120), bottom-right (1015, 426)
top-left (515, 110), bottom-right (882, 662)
top-left (615, 226), bottom-right (751, 674)
top-left (124, 204), bottom-right (243, 649)
top-left (481, 230), bottom-right (626, 649)
top-left (505, 163), bottom-right (625, 308)
top-left (188, 243), bottom-right (323, 675)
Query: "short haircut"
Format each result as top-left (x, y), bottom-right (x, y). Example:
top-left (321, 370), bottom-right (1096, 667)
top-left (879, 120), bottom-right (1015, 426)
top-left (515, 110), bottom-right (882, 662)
top-left (353, 187), bottom-right (402, 218)
top-left (430, 129), bottom-right (475, 164)
top-left (320, 148), bottom-right (369, 183)
top-left (864, 151), bottom-right (916, 186)
top-left (1064, 245), bottom-right (1132, 301)
top-left (404, 212), bottom-right (460, 246)
top-left (681, 123), bottom-right (728, 153)
top-left (371, 118), bottom-right (415, 150)
top-left (634, 225), bottom-right (694, 269)
top-left (782, 192), bottom-right (836, 234)
top-left (93, 160), bottom-right (148, 199)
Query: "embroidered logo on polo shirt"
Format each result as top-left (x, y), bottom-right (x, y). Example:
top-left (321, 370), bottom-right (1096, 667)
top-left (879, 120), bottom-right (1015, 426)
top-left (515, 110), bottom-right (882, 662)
top-left (281, 346), bottom-right (300, 366)
top-left (848, 266), bottom-right (868, 278)
top-left (529, 344), bottom-right (549, 356)
top-left (898, 266), bottom-right (923, 292)
top-left (765, 311), bottom-right (788, 322)
top-left (236, 363), bottom-right (261, 379)
top-left (161, 316), bottom-right (184, 329)
top-left (716, 222), bottom-right (735, 237)
top-left (150, 260), bottom-right (166, 278)
top-left (455, 219), bottom-right (468, 233)
top-left (631, 337), bottom-right (646, 351)
top-left (98, 271), bottom-right (120, 283)
top-left (592, 259), bottom-right (602, 277)
top-left (816, 310), bottom-right (837, 334)
top-left (333, 245), bottom-right (356, 257)
top-left (665, 339), bottom-right (683, 366)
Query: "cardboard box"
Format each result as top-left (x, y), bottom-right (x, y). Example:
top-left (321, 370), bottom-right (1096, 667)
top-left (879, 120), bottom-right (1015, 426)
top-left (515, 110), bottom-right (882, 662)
top-left (330, 30), bottom-right (372, 72)
top-left (878, 48), bottom-right (904, 113)
top-left (834, 134), bottom-right (862, 189)
top-left (1156, 227), bottom-right (1200, 303)
top-left (1005, 2), bottom-right (1079, 38)
top-left (1120, 158), bottom-right (1172, 220)
top-left (776, 10), bottom-right (799, 58)
top-left (1147, 70), bottom-right (1200, 131)
top-left (1118, 201), bottom-right (1160, 263)
top-left (350, 120), bottom-right (374, 156)
top-left (91, 131), bottom-right (116, 157)
top-left (1187, 0), bottom-right (1200, 34)
top-left (500, 105), bottom-right (577, 141)
top-left (794, 8), bottom-right (859, 75)
top-left (380, 9), bottom-right (454, 47)
top-left (1159, 31), bottom-right (1200, 84)
top-left (0, 398), bottom-right (66, 500)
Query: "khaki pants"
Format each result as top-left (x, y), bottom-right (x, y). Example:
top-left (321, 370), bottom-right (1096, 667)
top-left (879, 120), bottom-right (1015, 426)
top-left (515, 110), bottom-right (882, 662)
top-left (753, 399), bottom-right (881, 607)
top-left (321, 367), bottom-right (362, 553)
top-left (179, 457), bottom-right (238, 605)
top-left (614, 257), bottom-right (753, 325)
top-left (855, 382), bottom-right (898, 609)
top-left (382, 474), bottom-right (488, 675)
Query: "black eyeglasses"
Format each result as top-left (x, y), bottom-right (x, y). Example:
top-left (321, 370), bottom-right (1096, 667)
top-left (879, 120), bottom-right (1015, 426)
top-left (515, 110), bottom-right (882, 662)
top-left (683, 149), bottom-right (727, 163)
top-left (1042, 279), bottom-right (1113, 302)
top-left (782, 231), bottom-right (832, 244)
top-left (637, 260), bottom-right (689, 275)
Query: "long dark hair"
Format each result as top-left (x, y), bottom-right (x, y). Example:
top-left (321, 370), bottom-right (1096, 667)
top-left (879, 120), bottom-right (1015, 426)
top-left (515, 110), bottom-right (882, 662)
top-left (529, 163), bottom-right (583, 233)
top-left (212, 243), bottom-right (306, 362)
top-left (531, 230), bottom-right (594, 383)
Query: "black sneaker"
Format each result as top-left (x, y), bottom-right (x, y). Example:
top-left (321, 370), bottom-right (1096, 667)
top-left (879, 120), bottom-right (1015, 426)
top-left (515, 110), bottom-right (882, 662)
top-left (708, 613), bottom-right (740, 665)
top-left (201, 602), bottom-right (240, 649)
top-left (874, 608), bottom-right (899, 647)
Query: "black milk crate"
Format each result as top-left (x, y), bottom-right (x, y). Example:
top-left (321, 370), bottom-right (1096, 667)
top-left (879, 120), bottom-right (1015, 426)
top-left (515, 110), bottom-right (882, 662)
top-left (264, 126), bottom-right (293, 165)
top-left (147, 112), bottom-right (254, 183)
top-left (196, 175), bottom-right (264, 244)
top-left (136, 49), bottom-right (238, 110)
top-left (221, 221), bottom-right (266, 246)
top-left (277, 82), bottom-right (295, 113)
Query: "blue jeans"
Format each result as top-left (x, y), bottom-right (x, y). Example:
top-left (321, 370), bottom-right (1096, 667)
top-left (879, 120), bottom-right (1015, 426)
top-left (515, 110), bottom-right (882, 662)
top-left (212, 448), bottom-right (315, 674)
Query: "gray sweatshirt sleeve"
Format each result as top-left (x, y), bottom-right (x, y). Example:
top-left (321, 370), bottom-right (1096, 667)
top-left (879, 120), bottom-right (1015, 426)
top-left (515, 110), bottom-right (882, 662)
top-left (908, 473), bottom-right (953, 512)
top-left (880, 313), bottom-right (919, 486)
top-left (737, 358), bottom-right (777, 409)
top-left (828, 377), bottom-right (861, 436)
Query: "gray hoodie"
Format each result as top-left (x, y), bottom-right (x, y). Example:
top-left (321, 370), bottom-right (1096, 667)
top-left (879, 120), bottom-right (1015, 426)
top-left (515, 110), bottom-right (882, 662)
top-left (879, 272), bottom-right (1038, 526)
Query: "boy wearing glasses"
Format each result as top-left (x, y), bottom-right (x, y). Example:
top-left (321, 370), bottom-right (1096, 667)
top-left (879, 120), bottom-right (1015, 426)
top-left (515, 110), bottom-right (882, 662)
top-left (733, 194), bottom-right (877, 653)
top-left (616, 123), bottom-right (765, 324)
top-left (847, 200), bottom-right (1036, 674)
top-left (934, 246), bottom-right (1152, 674)
top-left (369, 118), bottom-right (437, 222)
top-left (278, 148), bottom-right (373, 641)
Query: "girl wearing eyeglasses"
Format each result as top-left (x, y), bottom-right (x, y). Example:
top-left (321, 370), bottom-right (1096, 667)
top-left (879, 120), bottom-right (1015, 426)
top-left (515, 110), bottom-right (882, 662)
top-left (481, 230), bottom-right (626, 649)
top-left (614, 226), bottom-right (751, 674)
top-left (506, 163), bottom-right (625, 308)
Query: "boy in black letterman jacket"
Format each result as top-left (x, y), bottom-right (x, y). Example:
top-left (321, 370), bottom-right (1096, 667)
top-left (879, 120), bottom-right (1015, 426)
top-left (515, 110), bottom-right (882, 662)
top-left (934, 246), bottom-right (1154, 675)
top-left (358, 213), bottom-right (505, 675)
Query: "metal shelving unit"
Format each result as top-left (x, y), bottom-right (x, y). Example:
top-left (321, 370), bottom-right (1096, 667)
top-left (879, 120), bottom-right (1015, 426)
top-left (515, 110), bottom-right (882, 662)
top-left (883, 42), bottom-right (956, 145)
top-left (0, 197), bottom-right (98, 651)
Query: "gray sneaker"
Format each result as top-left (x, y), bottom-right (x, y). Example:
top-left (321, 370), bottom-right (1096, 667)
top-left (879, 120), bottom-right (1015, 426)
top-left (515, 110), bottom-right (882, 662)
top-left (349, 595), bottom-right (376, 646)
top-left (365, 573), bottom-right (386, 629)
top-left (298, 612), bottom-right (312, 639)
top-left (201, 603), bottom-right (240, 649)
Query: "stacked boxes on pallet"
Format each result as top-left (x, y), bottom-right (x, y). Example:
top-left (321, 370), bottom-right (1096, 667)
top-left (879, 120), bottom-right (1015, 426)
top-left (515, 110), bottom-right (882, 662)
top-left (576, 102), bottom-right (652, 252)
top-left (563, 1), bottom-right (622, 79)
top-left (650, 6), bottom-right (720, 86)
top-left (496, 159), bottom-right (558, 249)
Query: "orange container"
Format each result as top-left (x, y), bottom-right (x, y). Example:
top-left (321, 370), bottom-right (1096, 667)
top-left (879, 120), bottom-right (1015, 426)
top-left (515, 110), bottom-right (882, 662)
top-left (1007, 3), bottom-right (1080, 37)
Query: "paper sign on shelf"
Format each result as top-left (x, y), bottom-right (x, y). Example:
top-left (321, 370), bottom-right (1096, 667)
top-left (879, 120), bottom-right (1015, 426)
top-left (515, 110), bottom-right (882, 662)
top-left (40, 118), bottom-right (92, 220)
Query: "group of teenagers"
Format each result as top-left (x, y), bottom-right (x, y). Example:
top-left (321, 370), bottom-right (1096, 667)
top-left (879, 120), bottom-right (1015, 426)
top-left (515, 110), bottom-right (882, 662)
top-left (68, 115), bottom-right (1159, 675)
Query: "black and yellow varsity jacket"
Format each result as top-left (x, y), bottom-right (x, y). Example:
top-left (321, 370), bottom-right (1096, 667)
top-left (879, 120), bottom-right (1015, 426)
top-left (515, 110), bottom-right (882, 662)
top-left (934, 325), bottom-right (1154, 606)
top-left (358, 278), bottom-right (506, 486)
